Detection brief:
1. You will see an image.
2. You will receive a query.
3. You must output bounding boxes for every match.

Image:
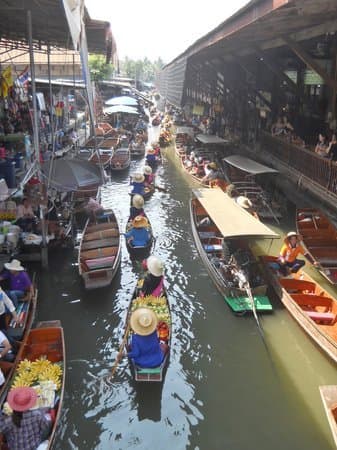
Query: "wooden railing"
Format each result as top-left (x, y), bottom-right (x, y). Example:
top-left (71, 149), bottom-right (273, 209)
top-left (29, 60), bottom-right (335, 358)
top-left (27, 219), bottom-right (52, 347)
top-left (260, 131), bottom-right (337, 194)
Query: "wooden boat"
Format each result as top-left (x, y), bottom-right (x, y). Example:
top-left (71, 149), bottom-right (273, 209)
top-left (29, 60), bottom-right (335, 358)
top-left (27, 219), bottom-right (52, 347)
top-left (0, 283), bottom-right (37, 400)
top-left (129, 141), bottom-right (145, 158)
top-left (191, 188), bottom-right (278, 313)
top-left (79, 209), bottom-right (121, 289)
top-left (89, 148), bottom-right (113, 169)
top-left (222, 155), bottom-right (282, 223)
top-left (125, 213), bottom-right (153, 260)
top-left (261, 255), bottom-right (337, 363)
top-left (0, 321), bottom-right (65, 450)
top-left (126, 282), bottom-right (171, 382)
top-left (297, 208), bottom-right (337, 284)
top-left (110, 147), bottom-right (131, 171)
top-left (319, 385), bottom-right (337, 448)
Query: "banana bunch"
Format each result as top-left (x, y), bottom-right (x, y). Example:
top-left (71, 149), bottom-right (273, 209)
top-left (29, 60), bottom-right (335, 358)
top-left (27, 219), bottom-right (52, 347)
top-left (12, 357), bottom-right (63, 390)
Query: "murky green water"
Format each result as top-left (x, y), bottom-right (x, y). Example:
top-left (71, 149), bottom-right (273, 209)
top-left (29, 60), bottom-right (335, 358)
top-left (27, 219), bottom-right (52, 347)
top-left (34, 126), bottom-right (337, 449)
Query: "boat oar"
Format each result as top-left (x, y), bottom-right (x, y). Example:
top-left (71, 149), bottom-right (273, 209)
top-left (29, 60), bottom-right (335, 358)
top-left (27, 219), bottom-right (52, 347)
top-left (243, 278), bottom-right (265, 339)
top-left (103, 322), bottom-right (131, 384)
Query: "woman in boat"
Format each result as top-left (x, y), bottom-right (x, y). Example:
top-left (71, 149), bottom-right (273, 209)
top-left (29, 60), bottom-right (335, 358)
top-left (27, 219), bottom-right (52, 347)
top-left (236, 196), bottom-right (259, 220)
top-left (143, 166), bottom-right (154, 186)
top-left (145, 148), bottom-right (157, 168)
top-left (0, 386), bottom-right (51, 450)
top-left (130, 173), bottom-right (145, 200)
top-left (278, 231), bottom-right (318, 276)
top-left (128, 308), bottom-right (165, 368)
top-left (0, 260), bottom-right (34, 308)
top-left (129, 195), bottom-right (145, 221)
top-left (125, 216), bottom-right (151, 248)
top-left (139, 256), bottom-right (165, 297)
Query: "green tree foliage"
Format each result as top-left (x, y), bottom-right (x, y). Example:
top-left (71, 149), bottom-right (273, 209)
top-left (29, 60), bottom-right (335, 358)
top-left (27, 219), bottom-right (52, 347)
top-left (119, 57), bottom-right (165, 82)
top-left (88, 55), bottom-right (114, 81)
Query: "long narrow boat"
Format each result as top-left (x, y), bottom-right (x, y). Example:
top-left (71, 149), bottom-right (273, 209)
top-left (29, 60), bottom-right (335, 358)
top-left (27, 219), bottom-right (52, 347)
top-left (89, 148), bottom-right (113, 169)
top-left (79, 209), bottom-right (121, 289)
top-left (125, 283), bottom-right (171, 382)
top-left (319, 385), bottom-right (337, 448)
top-left (297, 208), bottom-right (337, 284)
top-left (0, 321), bottom-right (65, 449)
top-left (191, 188), bottom-right (279, 313)
top-left (261, 255), bottom-right (337, 363)
top-left (110, 147), bottom-right (131, 172)
top-left (222, 155), bottom-right (282, 222)
top-left (0, 283), bottom-right (37, 400)
top-left (125, 213), bottom-right (153, 260)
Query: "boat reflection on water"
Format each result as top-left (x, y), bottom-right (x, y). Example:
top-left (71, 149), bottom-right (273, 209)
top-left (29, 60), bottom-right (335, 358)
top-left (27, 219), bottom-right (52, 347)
top-left (133, 381), bottom-right (165, 422)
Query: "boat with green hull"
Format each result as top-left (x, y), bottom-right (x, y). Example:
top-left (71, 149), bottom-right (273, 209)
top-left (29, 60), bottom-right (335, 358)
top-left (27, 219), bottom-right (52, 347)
top-left (190, 188), bottom-right (279, 313)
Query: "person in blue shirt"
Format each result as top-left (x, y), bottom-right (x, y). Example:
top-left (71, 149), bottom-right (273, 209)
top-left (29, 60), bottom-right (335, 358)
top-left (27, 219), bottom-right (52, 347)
top-left (145, 148), bottom-right (157, 168)
top-left (128, 307), bottom-right (164, 368)
top-left (128, 194), bottom-right (145, 221)
top-left (125, 215), bottom-right (150, 247)
top-left (130, 173), bottom-right (145, 196)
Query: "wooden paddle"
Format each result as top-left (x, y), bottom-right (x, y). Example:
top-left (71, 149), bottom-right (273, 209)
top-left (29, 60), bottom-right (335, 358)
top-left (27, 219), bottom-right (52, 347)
top-left (104, 322), bottom-right (131, 382)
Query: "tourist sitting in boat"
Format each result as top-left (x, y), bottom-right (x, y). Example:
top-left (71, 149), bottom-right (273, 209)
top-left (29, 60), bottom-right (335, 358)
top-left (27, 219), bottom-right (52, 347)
top-left (128, 308), bottom-right (166, 368)
top-left (140, 256), bottom-right (165, 297)
top-left (0, 260), bottom-right (34, 308)
top-left (315, 133), bottom-right (329, 157)
top-left (0, 329), bottom-right (15, 362)
top-left (125, 216), bottom-right (151, 248)
top-left (130, 173), bottom-right (145, 197)
top-left (201, 162), bottom-right (221, 183)
top-left (236, 196), bottom-right (259, 220)
top-left (0, 386), bottom-right (52, 450)
top-left (0, 287), bottom-right (19, 330)
top-left (129, 195), bottom-right (145, 221)
top-left (15, 198), bottom-right (37, 233)
top-left (278, 231), bottom-right (318, 276)
top-left (143, 166), bottom-right (154, 186)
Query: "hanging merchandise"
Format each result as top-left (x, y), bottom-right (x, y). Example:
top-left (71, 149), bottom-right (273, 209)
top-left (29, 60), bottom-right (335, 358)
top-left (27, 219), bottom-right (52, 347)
top-left (0, 66), bottom-right (13, 98)
top-left (36, 92), bottom-right (46, 111)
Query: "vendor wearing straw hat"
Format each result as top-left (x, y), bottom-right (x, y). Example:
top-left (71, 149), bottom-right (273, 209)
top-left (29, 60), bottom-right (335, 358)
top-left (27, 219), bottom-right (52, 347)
top-left (278, 231), bottom-right (318, 276)
top-left (124, 216), bottom-right (151, 248)
top-left (0, 386), bottom-right (51, 449)
top-left (129, 195), bottom-right (145, 221)
top-left (143, 165), bottom-right (154, 186)
top-left (140, 256), bottom-right (165, 297)
top-left (145, 147), bottom-right (157, 167)
top-left (0, 259), bottom-right (34, 308)
top-left (130, 173), bottom-right (145, 196)
top-left (128, 308), bottom-right (165, 368)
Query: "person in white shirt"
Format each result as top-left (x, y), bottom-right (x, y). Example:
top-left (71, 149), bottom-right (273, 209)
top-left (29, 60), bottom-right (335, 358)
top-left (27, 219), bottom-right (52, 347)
top-left (0, 288), bottom-right (19, 330)
top-left (0, 329), bottom-right (13, 361)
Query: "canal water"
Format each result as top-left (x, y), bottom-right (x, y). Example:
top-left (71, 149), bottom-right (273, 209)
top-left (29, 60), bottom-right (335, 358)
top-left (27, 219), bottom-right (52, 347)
top-left (35, 125), bottom-right (337, 450)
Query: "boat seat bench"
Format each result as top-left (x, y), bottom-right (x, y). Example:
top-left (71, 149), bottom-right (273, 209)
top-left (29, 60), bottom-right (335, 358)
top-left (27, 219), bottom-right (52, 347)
top-left (305, 310), bottom-right (336, 324)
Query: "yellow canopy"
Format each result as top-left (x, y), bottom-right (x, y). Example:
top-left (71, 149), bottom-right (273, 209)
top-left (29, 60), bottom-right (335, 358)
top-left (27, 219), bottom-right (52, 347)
top-left (193, 188), bottom-right (279, 239)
